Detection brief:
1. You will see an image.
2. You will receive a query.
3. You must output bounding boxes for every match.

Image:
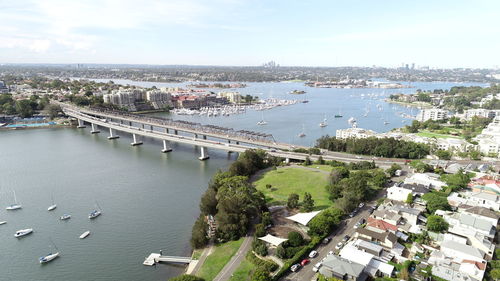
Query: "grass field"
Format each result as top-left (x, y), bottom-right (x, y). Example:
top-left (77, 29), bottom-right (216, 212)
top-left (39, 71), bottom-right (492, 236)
top-left (416, 130), bottom-right (463, 139)
top-left (254, 166), bottom-right (331, 209)
top-left (196, 238), bottom-right (244, 281)
top-left (228, 256), bottom-right (254, 281)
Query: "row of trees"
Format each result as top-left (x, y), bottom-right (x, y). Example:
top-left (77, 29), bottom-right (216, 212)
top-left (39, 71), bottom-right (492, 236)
top-left (316, 136), bottom-right (430, 159)
top-left (0, 94), bottom-right (52, 118)
top-left (191, 150), bottom-right (281, 249)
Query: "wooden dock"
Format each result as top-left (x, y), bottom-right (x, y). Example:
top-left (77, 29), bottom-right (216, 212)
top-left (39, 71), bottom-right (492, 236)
top-left (143, 253), bottom-right (193, 266)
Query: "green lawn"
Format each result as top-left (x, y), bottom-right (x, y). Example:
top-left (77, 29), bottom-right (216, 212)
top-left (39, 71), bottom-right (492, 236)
top-left (254, 167), bottom-right (331, 209)
top-left (228, 256), bottom-right (254, 281)
top-left (416, 130), bottom-right (463, 139)
top-left (196, 238), bottom-right (244, 281)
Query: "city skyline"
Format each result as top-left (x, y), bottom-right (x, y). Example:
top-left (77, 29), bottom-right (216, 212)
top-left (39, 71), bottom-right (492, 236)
top-left (1, 0), bottom-right (499, 68)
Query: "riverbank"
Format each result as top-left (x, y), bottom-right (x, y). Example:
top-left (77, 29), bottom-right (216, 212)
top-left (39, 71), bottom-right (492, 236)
top-left (385, 99), bottom-right (434, 109)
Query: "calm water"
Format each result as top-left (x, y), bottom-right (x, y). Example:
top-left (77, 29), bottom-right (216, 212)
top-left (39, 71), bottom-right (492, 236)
top-left (0, 128), bottom-right (235, 281)
top-left (0, 80), bottom-right (486, 281)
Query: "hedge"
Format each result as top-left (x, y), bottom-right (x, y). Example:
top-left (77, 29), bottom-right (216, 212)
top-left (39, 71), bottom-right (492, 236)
top-left (247, 252), bottom-right (279, 272)
top-left (272, 236), bottom-right (323, 280)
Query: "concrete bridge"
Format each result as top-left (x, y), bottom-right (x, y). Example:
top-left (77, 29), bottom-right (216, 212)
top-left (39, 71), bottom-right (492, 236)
top-left (58, 102), bottom-right (407, 165)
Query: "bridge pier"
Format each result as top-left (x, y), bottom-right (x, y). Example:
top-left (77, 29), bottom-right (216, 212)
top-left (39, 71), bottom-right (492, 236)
top-left (90, 123), bottom-right (100, 134)
top-left (198, 147), bottom-right (209, 161)
top-left (203, 135), bottom-right (207, 140)
top-left (108, 128), bottom-right (119, 140)
top-left (164, 128), bottom-right (169, 134)
top-left (77, 119), bottom-right (86, 128)
top-left (131, 133), bottom-right (143, 146)
top-left (174, 130), bottom-right (178, 135)
top-left (285, 158), bottom-right (290, 164)
top-left (161, 140), bottom-right (172, 153)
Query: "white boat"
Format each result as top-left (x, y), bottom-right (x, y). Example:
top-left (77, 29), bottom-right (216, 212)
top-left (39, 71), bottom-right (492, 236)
top-left (298, 124), bottom-right (306, 137)
top-left (0, 221), bottom-right (6, 225)
top-left (319, 115), bottom-right (328, 127)
top-left (257, 112), bottom-right (267, 125)
top-left (6, 190), bottom-right (22, 210)
top-left (39, 252), bottom-right (59, 264)
top-left (14, 228), bottom-right (33, 238)
top-left (60, 214), bottom-right (71, 220)
top-left (88, 210), bottom-right (101, 219)
top-left (47, 194), bottom-right (57, 211)
top-left (79, 231), bottom-right (91, 239)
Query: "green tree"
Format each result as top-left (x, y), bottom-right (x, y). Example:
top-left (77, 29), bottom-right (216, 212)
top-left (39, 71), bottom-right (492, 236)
top-left (329, 166), bottom-right (350, 185)
top-left (287, 231), bottom-right (304, 247)
top-left (252, 238), bottom-right (268, 256)
top-left (169, 274), bottom-right (205, 281)
top-left (255, 223), bottom-right (266, 237)
top-left (491, 268), bottom-right (500, 281)
top-left (304, 156), bottom-right (312, 166)
top-left (422, 193), bottom-right (451, 214)
top-left (440, 170), bottom-right (472, 191)
top-left (301, 192), bottom-right (315, 212)
top-left (406, 193), bottom-right (413, 204)
top-left (190, 215), bottom-right (208, 249)
top-left (426, 215), bottom-right (449, 232)
top-left (307, 207), bottom-right (344, 237)
top-left (386, 163), bottom-right (402, 177)
top-left (409, 160), bottom-right (432, 173)
top-left (251, 267), bottom-right (271, 281)
top-left (199, 187), bottom-right (217, 215)
top-left (261, 212), bottom-right (272, 227)
top-left (45, 104), bottom-right (61, 119)
top-left (15, 99), bottom-right (34, 118)
top-left (435, 150), bottom-right (452, 160)
top-left (287, 193), bottom-right (300, 209)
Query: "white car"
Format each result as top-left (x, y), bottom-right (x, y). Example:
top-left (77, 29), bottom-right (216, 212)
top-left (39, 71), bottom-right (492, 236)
top-left (291, 264), bottom-right (300, 272)
top-left (328, 250), bottom-right (334, 255)
top-left (308, 250), bottom-right (318, 258)
top-left (312, 262), bottom-right (322, 272)
top-left (335, 242), bottom-right (343, 250)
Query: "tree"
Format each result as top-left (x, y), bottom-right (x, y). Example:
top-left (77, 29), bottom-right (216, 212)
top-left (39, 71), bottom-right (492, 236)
top-left (169, 274), bottom-right (205, 281)
top-left (317, 156), bottom-right (325, 165)
top-left (15, 99), bottom-right (34, 118)
top-left (304, 156), bottom-right (312, 166)
top-left (45, 104), bottom-right (61, 119)
top-left (409, 160), bottom-right (432, 173)
top-left (190, 215), bottom-right (208, 249)
top-left (329, 167), bottom-right (350, 185)
top-left (287, 231), bottom-right (304, 247)
top-left (406, 193), bottom-right (413, 204)
top-left (491, 268), bottom-right (500, 281)
top-left (287, 193), bottom-right (300, 209)
top-left (435, 150), bottom-right (452, 160)
top-left (199, 188), bottom-right (217, 215)
top-left (308, 207), bottom-right (344, 237)
top-left (255, 223), bottom-right (266, 237)
top-left (261, 212), bottom-right (272, 227)
top-left (426, 215), bottom-right (449, 232)
top-left (422, 193), bottom-right (451, 214)
top-left (386, 163), bottom-right (402, 177)
top-left (440, 170), bottom-right (472, 191)
top-left (276, 245), bottom-right (286, 259)
top-left (252, 238), bottom-right (268, 256)
top-left (251, 267), bottom-right (271, 281)
top-left (301, 192), bottom-right (315, 212)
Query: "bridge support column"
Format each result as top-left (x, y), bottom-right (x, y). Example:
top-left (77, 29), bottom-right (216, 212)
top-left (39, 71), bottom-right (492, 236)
top-left (77, 119), bottom-right (86, 128)
top-left (161, 140), bottom-right (172, 153)
top-left (131, 133), bottom-right (143, 146)
top-left (236, 141), bottom-right (239, 145)
top-left (199, 147), bottom-right (209, 161)
top-left (194, 134), bottom-right (198, 139)
top-left (129, 121), bottom-right (132, 126)
top-left (285, 158), bottom-right (290, 164)
top-left (90, 123), bottom-right (100, 134)
top-left (141, 124), bottom-right (145, 129)
top-left (108, 128), bottom-right (119, 140)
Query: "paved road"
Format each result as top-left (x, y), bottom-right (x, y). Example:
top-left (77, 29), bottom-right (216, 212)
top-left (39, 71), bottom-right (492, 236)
top-left (213, 234), bottom-right (253, 281)
top-left (281, 189), bottom-right (387, 281)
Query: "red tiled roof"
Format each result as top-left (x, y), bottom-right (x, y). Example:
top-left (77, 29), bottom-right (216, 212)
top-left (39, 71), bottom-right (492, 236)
top-left (367, 217), bottom-right (398, 232)
top-left (462, 259), bottom-right (486, 270)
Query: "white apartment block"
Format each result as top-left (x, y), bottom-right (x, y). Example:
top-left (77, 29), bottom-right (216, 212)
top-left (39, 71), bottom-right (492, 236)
top-left (416, 108), bottom-right (448, 122)
top-left (463, 109), bottom-right (500, 120)
top-left (474, 116), bottom-right (500, 156)
top-left (335, 127), bottom-right (377, 139)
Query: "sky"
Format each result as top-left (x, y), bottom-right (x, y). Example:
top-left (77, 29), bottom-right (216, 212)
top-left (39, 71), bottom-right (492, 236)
top-left (0, 0), bottom-right (499, 68)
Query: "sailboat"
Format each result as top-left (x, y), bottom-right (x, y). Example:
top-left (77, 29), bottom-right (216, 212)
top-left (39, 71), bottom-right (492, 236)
top-left (319, 115), bottom-right (328, 127)
top-left (298, 124), bottom-right (306, 138)
top-left (79, 230), bottom-right (91, 239)
top-left (39, 239), bottom-right (60, 264)
top-left (257, 112), bottom-right (267, 125)
top-left (6, 190), bottom-right (22, 210)
top-left (14, 228), bottom-right (33, 238)
top-left (0, 221), bottom-right (6, 225)
top-left (47, 194), bottom-right (57, 211)
top-left (334, 108), bottom-right (343, 118)
top-left (89, 201), bottom-right (102, 219)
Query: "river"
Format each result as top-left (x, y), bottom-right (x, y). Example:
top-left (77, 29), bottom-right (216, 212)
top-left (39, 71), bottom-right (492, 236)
top-left (0, 80), bottom-right (486, 281)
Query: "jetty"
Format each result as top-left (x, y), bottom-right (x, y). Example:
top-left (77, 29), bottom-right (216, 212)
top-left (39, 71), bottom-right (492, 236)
top-left (143, 253), bottom-right (193, 266)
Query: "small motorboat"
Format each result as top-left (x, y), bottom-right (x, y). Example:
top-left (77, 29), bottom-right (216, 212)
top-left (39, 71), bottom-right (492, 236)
top-left (39, 252), bottom-right (59, 264)
top-left (6, 204), bottom-right (22, 210)
top-left (79, 231), bottom-right (91, 239)
top-left (47, 204), bottom-right (57, 211)
top-left (0, 221), bottom-right (6, 225)
top-left (88, 210), bottom-right (101, 219)
top-left (15, 228), bottom-right (33, 238)
top-left (60, 214), bottom-right (71, 220)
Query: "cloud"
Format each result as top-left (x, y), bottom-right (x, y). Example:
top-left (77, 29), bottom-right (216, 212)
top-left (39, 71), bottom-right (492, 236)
top-left (0, 36), bottom-right (51, 53)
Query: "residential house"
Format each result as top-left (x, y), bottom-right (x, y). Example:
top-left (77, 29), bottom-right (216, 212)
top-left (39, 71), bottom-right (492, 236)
top-left (440, 240), bottom-right (486, 263)
top-left (319, 255), bottom-right (368, 281)
top-left (339, 242), bottom-right (395, 278)
top-left (387, 183), bottom-right (429, 202)
top-left (429, 250), bottom-right (486, 281)
top-left (404, 173), bottom-right (446, 190)
top-left (355, 227), bottom-right (398, 249)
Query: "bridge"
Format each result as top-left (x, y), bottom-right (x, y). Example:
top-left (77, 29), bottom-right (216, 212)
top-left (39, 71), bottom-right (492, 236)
top-left (57, 102), bottom-right (408, 165)
top-left (143, 253), bottom-right (192, 266)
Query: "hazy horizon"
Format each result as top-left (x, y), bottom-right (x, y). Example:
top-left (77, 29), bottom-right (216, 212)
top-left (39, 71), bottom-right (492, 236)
top-left (1, 0), bottom-right (499, 68)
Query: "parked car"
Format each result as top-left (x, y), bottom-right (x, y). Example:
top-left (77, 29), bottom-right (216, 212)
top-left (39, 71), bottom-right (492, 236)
top-left (309, 250), bottom-right (318, 258)
top-left (322, 237), bottom-right (331, 244)
top-left (301, 259), bottom-right (310, 266)
top-left (335, 242), bottom-right (343, 250)
top-left (328, 250), bottom-right (334, 255)
top-left (342, 235), bottom-right (350, 242)
top-left (312, 262), bottom-right (322, 272)
top-left (358, 202), bottom-right (365, 208)
top-left (354, 218), bottom-right (365, 229)
top-left (291, 264), bottom-right (301, 272)
top-left (349, 211), bottom-right (356, 218)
